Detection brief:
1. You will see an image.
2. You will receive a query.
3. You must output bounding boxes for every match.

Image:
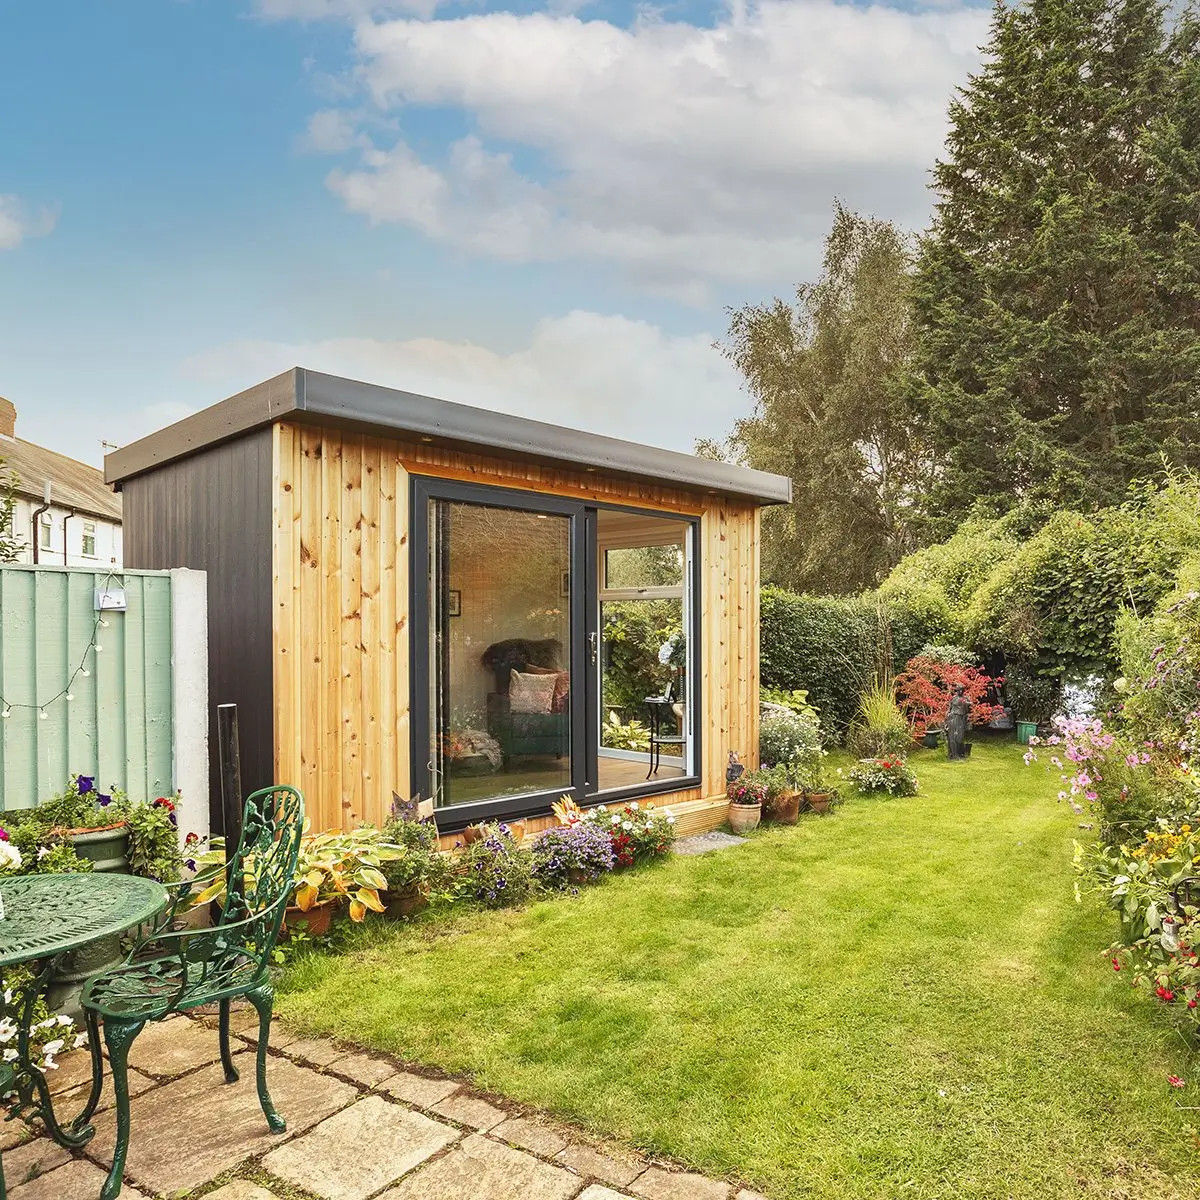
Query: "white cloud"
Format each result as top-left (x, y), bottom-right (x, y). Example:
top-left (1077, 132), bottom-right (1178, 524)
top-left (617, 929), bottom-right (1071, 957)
top-left (313, 1), bottom-right (988, 290)
top-left (0, 195), bottom-right (58, 251)
top-left (181, 311), bottom-right (744, 452)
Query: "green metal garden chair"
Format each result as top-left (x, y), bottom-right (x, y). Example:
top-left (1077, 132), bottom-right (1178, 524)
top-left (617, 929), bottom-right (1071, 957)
top-left (80, 785), bottom-right (304, 1200)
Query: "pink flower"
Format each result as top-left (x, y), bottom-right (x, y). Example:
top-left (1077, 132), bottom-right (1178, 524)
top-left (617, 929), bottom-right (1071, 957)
top-left (1167, 1075), bottom-right (1186, 1088)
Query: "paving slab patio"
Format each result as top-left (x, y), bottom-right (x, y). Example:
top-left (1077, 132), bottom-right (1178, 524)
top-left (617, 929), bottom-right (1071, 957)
top-left (672, 832), bottom-right (747, 856)
top-left (0, 1015), bottom-right (761, 1200)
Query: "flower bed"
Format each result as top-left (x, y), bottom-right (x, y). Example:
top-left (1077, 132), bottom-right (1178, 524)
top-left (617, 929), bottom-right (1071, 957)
top-left (849, 757), bottom-right (919, 797)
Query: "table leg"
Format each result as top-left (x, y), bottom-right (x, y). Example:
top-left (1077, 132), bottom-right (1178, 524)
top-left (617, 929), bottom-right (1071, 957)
top-left (0, 959), bottom-right (100, 1151)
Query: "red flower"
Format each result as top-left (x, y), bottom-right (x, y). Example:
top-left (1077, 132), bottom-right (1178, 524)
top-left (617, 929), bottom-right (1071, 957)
top-left (1168, 1075), bottom-right (1186, 1088)
top-left (1111, 958), bottom-right (1121, 972)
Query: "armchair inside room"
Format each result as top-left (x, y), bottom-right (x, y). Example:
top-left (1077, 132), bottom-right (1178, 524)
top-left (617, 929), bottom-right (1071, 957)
top-left (481, 638), bottom-right (570, 766)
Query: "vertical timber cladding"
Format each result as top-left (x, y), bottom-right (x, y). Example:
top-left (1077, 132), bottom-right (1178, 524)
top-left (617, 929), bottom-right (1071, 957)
top-left (272, 421), bottom-right (762, 832)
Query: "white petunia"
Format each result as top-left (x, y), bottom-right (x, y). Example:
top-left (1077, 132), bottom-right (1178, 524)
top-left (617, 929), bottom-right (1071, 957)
top-left (72, 1033), bottom-right (88, 1050)
top-left (2, 1049), bottom-right (16, 1063)
top-left (0, 1018), bottom-right (16, 1044)
top-left (622, 820), bottom-right (633, 831)
top-left (42, 1038), bottom-right (65, 1056)
top-left (666, 815), bottom-right (676, 824)
top-left (629, 801), bottom-right (639, 809)
top-left (0, 842), bottom-right (22, 872)
top-left (55, 1014), bottom-right (73, 1027)
top-left (611, 816), bottom-right (620, 825)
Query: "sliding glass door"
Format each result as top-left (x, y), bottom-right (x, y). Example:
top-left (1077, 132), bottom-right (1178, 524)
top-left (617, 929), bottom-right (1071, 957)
top-left (412, 478), bottom-right (700, 823)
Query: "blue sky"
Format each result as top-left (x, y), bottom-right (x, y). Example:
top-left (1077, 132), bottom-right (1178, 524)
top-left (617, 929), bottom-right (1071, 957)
top-left (0, 0), bottom-right (990, 466)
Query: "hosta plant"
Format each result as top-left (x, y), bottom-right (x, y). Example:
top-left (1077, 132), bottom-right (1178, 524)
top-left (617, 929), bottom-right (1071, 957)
top-left (849, 757), bottom-right (919, 797)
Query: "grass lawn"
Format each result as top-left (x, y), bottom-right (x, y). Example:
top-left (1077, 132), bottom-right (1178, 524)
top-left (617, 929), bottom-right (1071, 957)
top-left (277, 740), bottom-right (1200, 1199)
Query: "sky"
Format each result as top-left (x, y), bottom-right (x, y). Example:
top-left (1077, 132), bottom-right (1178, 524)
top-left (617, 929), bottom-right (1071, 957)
top-left (0, 0), bottom-right (992, 468)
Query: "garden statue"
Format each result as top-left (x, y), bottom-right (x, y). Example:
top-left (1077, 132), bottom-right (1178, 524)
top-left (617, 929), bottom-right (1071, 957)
top-left (946, 685), bottom-right (970, 760)
top-left (727, 751), bottom-right (745, 785)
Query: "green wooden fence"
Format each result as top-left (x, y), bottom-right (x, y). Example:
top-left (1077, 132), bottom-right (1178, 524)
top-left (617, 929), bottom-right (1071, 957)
top-left (0, 567), bottom-right (177, 810)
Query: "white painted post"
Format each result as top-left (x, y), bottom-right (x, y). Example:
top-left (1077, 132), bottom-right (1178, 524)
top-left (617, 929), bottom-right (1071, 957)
top-left (170, 568), bottom-right (209, 846)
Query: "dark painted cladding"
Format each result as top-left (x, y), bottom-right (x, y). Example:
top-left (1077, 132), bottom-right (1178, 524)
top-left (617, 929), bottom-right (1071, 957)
top-left (120, 431), bottom-right (273, 834)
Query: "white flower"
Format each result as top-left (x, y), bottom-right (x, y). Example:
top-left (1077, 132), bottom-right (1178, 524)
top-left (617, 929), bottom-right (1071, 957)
top-left (2, 989), bottom-right (10, 1005)
top-left (0, 843), bottom-right (22, 872)
top-left (596, 805), bottom-right (607, 814)
top-left (41, 1056), bottom-right (58, 1071)
top-left (666, 815), bottom-right (676, 825)
top-left (55, 1014), bottom-right (73, 1027)
top-left (0, 1018), bottom-right (16, 1044)
top-left (2, 1049), bottom-right (16, 1063)
top-left (42, 1038), bottom-right (65, 1057)
top-left (37, 846), bottom-right (51, 861)
top-left (629, 801), bottom-right (639, 809)
top-left (622, 821), bottom-right (633, 831)
top-left (611, 816), bottom-right (620, 825)
top-left (72, 1033), bottom-right (88, 1050)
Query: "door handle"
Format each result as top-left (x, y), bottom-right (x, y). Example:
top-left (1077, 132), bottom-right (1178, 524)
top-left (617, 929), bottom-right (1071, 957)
top-left (588, 631), bottom-right (598, 666)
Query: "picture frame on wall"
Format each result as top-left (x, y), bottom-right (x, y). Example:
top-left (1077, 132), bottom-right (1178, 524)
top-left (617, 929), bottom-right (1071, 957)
top-left (560, 570), bottom-right (570, 597)
top-left (448, 589), bottom-right (462, 617)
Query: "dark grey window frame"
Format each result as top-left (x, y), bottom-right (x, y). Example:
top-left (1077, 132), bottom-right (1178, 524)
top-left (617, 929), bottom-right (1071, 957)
top-left (409, 477), bottom-right (702, 829)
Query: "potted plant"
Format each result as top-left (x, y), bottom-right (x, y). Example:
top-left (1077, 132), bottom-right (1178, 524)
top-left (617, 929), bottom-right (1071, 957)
top-left (726, 770), bottom-right (769, 833)
top-left (442, 729), bottom-right (502, 777)
top-left (379, 816), bottom-right (454, 919)
top-left (529, 822), bottom-right (615, 890)
top-left (34, 775), bottom-right (130, 873)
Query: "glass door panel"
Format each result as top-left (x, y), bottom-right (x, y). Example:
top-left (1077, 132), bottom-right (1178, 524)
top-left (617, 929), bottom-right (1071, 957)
top-left (428, 498), bottom-right (574, 808)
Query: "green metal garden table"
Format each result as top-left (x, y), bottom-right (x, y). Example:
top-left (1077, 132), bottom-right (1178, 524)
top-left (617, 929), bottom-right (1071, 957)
top-left (0, 873), bottom-right (168, 1183)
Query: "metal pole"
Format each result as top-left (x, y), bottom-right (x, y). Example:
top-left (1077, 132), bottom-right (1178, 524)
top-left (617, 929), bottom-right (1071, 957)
top-left (216, 703), bottom-right (243, 870)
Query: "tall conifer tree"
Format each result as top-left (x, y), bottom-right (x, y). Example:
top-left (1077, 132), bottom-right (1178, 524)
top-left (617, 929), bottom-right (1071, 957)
top-left (910, 0), bottom-right (1200, 534)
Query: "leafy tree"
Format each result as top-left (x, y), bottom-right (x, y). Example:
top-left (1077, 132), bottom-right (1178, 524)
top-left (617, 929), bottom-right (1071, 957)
top-left (910, 0), bottom-right (1200, 536)
top-left (710, 203), bottom-right (930, 593)
top-left (0, 458), bottom-right (22, 563)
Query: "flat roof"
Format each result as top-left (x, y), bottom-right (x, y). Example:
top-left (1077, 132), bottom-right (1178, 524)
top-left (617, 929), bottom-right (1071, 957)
top-left (105, 368), bottom-right (791, 506)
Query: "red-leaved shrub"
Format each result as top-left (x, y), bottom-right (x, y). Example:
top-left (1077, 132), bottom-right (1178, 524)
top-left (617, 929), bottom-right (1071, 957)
top-left (894, 656), bottom-right (1002, 737)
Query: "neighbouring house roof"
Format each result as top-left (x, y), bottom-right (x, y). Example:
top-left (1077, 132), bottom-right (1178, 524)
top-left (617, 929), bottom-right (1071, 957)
top-left (0, 435), bottom-right (122, 522)
top-left (104, 368), bottom-right (793, 506)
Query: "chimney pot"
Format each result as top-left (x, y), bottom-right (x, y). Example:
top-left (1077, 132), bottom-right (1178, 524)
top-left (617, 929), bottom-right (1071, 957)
top-left (0, 398), bottom-right (14, 440)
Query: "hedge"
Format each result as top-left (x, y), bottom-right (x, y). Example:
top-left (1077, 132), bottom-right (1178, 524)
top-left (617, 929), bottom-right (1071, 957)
top-left (760, 589), bottom-right (945, 736)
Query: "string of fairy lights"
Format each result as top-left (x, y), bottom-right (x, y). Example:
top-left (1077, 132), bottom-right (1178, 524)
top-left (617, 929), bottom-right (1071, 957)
top-left (0, 569), bottom-right (122, 722)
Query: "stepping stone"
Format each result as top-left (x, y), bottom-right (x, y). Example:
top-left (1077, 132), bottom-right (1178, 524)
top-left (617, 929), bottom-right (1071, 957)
top-left (2, 1135), bottom-right (72, 1185)
top-left (86, 1051), bottom-right (355, 1195)
top-left (431, 1091), bottom-right (507, 1130)
top-left (735, 1190), bottom-right (770, 1200)
top-left (555, 1141), bottom-right (645, 1187)
top-left (9, 1158), bottom-right (150, 1199)
top-left (492, 1115), bottom-right (571, 1158)
top-left (379, 1132), bottom-right (581, 1200)
top-left (672, 833), bottom-right (747, 857)
top-left (579, 1188), bottom-right (635, 1200)
top-left (281, 1035), bottom-right (345, 1067)
top-left (263, 1094), bottom-right (459, 1200)
top-left (632, 1166), bottom-right (731, 1199)
top-left (384, 1070), bottom-right (461, 1108)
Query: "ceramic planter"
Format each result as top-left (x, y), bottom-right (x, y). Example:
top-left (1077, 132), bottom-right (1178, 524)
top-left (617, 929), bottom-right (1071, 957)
top-left (462, 824), bottom-right (486, 845)
top-left (922, 729), bottom-right (942, 750)
top-left (771, 791), bottom-right (802, 825)
top-left (284, 901), bottom-right (335, 938)
top-left (65, 823), bottom-right (130, 874)
top-left (384, 882), bottom-right (429, 920)
top-left (806, 791), bottom-right (834, 815)
top-left (1015, 720), bottom-right (1038, 745)
top-left (728, 802), bottom-right (762, 834)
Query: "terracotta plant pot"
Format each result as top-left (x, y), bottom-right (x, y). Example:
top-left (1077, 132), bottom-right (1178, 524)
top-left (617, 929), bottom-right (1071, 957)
top-left (728, 802), bottom-right (762, 834)
top-left (284, 901), bottom-right (335, 938)
top-left (384, 882), bottom-right (429, 920)
top-left (806, 791), bottom-right (834, 815)
top-left (567, 867), bottom-right (590, 887)
top-left (771, 792), bottom-right (801, 825)
top-left (462, 824), bottom-right (486, 845)
top-left (507, 821), bottom-right (527, 845)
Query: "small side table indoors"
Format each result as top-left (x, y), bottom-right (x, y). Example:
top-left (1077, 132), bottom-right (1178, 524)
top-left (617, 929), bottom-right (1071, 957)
top-left (0, 873), bottom-right (168, 1199)
top-left (644, 692), bottom-right (687, 779)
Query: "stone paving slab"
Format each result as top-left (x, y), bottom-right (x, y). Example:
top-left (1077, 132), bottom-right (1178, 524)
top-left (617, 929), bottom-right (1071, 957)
top-left (263, 1094), bottom-right (460, 1200)
top-left (2, 1133), bottom-right (73, 1186)
top-left (383, 1069), bottom-right (461, 1108)
top-left (378, 1132), bottom-right (582, 1200)
top-left (672, 832), bottom-right (747, 857)
top-left (8, 1157), bottom-right (151, 1199)
top-left (327, 1050), bottom-right (400, 1088)
top-left (124, 1016), bottom-right (225, 1078)
top-left (579, 1187), bottom-right (634, 1200)
top-left (493, 1115), bottom-right (572, 1158)
top-left (85, 1051), bottom-right (356, 1195)
top-left (205, 1184), bottom-right (281, 1200)
top-left (430, 1090), bottom-right (507, 1130)
top-left (632, 1166), bottom-right (731, 1199)
top-left (280, 1035), bottom-right (345, 1067)
top-left (555, 1140), bottom-right (646, 1187)
top-left (735, 1190), bottom-right (770, 1200)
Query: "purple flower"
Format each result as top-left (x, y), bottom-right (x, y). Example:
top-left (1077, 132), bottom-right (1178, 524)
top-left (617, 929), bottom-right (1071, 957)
top-left (96, 793), bottom-right (112, 807)
top-left (0, 827), bottom-right (8, 842)
top-left (77, 776), bottom-right (95, 795)
top-left (185, 858), bottom-right (196, 872)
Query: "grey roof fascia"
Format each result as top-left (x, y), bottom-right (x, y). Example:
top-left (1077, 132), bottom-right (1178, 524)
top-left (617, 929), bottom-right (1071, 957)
top-left (106, 367), bottom-right (792, 506)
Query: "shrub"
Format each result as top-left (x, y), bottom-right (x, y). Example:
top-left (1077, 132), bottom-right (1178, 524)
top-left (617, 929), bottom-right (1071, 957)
top-left (917, 643), bottom-right (977, 668)
top-left (849, 757), bottom-right (919, 797)
top-left (759, 686), bottom-right (820, 719)
top-left (464, 823), bottom-right (534, 908)
top-left (759, 708), bottom-right (822, 767)
top-left (846, 678), bottom-right (912, 758)
top-left (600, 711), bottom-right (651, 752)
top-left (379, 815), bottom-right (455, 897)
top-left (894, 656), bottom-right (1001, 739)
top-left (530, 823), bottom-right (615, 889)
top-left (1003, 662), bottom-right (1061, 723)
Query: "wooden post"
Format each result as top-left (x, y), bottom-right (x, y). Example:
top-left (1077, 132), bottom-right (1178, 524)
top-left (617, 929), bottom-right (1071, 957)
top-left (216, 703), bottom-right (243, 857)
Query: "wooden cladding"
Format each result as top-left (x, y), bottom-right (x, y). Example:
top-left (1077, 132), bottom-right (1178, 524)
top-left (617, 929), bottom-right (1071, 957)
top-left (272, 421), bottom-right (760, 832)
